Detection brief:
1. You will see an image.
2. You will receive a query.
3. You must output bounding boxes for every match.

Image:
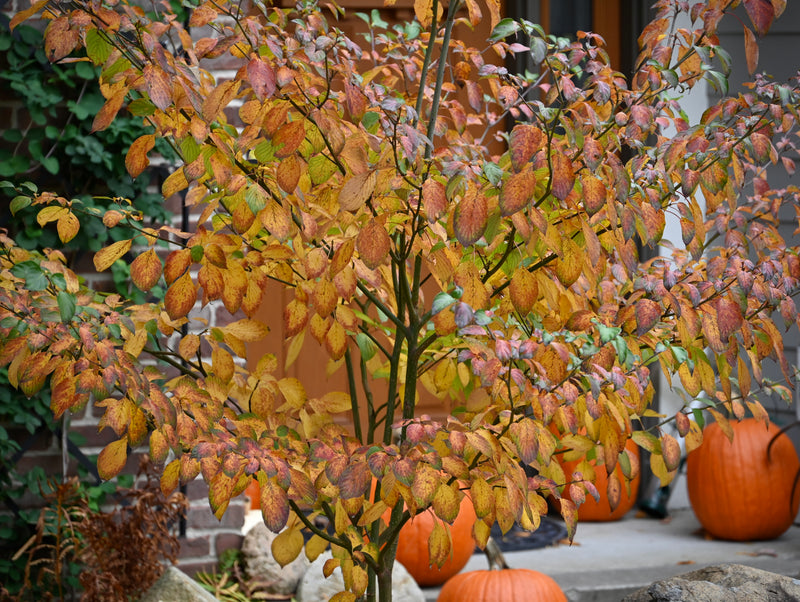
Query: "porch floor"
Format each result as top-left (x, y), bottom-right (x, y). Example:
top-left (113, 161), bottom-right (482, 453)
top-left (421, 508), bottom-right (800, 601)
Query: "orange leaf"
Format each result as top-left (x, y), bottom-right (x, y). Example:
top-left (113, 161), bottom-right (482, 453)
top-left (551, 149), bottom-right (575, 201)
top-left (509, 124), bottom-right (543, 172)
top-left (92, 88), bottom-right (126, 133)
top-left (284, 299), bottom-right (309, 337)
top-left (164, 272), bottom-right (197, 320)
top-left (356, 219), bottom-right (390, 270)
top-left (414, 0), bottom-right (434, 27)
top-left (94, 239), bottom-right (132, 272)
top-left (97, 437), bottom-right (129, 481)
top-left (10, 0), bottom-right (48, 30)
top-left (276, 154), bottom-right (302, 193)
top-left (130, 248), bottom-right (163, 291)
top-left (422, 179), bottom-right (447, 222)
top-left (635, 298), bottom-right (661, 336)
top-left (143, 64), bottom-right (173, 112)
top-left (554, 238), bottom-right (582, 287)
top-left (126, 134), bottom-right (155, 178)
top-left (715, 296), bottom-right (743, 341)
top-left (499, 168), bottom-right (536, 216)
top-left (453, 186), bottom-right (487, 247)
top-left (162, 168), bottom-right (188, 198)
top-left (581, 174), bottom-right (606, 216)
top-left (509, 268), bottom-right (538, 314)
top-left (743, 26), bottom-right (759, 75)
top-left (325, 320), bottom-right (347, 360)
top-left (202, 79), bottom-right (241, 123)
top-left (339, 171), bottom-right (377, 212)
top-left (164, 248), bottom-right (192, 285)
top-left (273, 120), bottom-right (306, 158)
top-left (661, 433), bottom-right (681, 472)
top-left (260, 201), bottom-right (292, 241)
top-left (45, 16), bottom-right (80, 62)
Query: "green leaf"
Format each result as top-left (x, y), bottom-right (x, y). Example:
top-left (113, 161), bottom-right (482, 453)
top-left (432, 292), bottom-right (456, 315)
top-left (355, 332), bottom-right (376, 361)
top-left (10, 195), bottom-right (31, 215)
top-left (11, 261), bottom-right (48, 291)
top-left (692, 408), bottom-right (705, 430)
top-left (86, 28), bottom-right (113, 65)
top-left (40, 156), bottom-right (59, 175)
top-left (127, 98), bottom-right (156, 117)
top-left (253, 140), bottom-right (276, 163)
top-left (57, 291), bottom-right (77, 322)
top-left (489, 18), bottom-right (522, 42)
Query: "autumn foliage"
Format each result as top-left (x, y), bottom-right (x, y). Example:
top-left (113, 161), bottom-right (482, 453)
top-left (1, 0), bottom-right (799, 599)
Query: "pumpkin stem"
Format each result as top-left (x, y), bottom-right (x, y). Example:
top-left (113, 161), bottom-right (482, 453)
top-left (767, 420), bottom-right (799, 462)
top-left (765, 420), bottom-right (800, 520)
top-left (484, 537), bottom-right (510, 571)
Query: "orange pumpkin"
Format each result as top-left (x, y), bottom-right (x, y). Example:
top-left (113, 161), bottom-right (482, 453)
top-left (437, 539), bottom-right (566, 601)
top-left (559, 437), bottom-right (640, 521)
top-left (687, 418), bottom-right (800, 541)
top-left (245, 479), bottom-right (260, 509)
top-left (393, 493), bottom-right (477, 587)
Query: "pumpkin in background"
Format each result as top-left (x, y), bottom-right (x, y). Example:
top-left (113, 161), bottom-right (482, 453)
top-left (437, 538), bottom-right (566, 601)
top-left (245, 479), bottom-right (260, 510)
top-left (559, 437), bottom-right (641, 521)
top-left (687, 418), bottom-right (800, 541)
top-left (393, 492), bottom-right (477, 587)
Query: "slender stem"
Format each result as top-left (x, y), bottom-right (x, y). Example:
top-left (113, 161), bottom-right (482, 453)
top-left (413, 0), bottom-right (440, 126)
top-left (345, 348), bottom-right (363, 442)
top-left (424, 0), bottom-right (461, 159)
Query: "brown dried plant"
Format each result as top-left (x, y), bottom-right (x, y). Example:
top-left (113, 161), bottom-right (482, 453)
top-left (11, 457), bottom-right (188, 602)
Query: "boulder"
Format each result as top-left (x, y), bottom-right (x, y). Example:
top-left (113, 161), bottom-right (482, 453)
top-left (622, 563), bottom-right (800, 601)
top-left (296, 551), bottom-right (425, 602)
top-left (241, 521), bottom-right (309, 596)
top-left (138, 566), bottom-right (218, 602)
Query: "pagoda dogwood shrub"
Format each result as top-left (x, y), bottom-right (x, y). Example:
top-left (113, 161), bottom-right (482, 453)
top-left (2, 0), bottom-right (799, 600)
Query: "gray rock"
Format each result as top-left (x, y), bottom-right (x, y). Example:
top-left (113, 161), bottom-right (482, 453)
top-left (138, 566), bottom-right (218, 602)
top-left (241, 521), bottom-right (309, 596)
top-left (296, 551), bottom-right (425, 602)
top-left (622, 563), bottom-right (800, 601)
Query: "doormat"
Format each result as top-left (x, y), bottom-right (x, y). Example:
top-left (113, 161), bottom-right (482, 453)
top-left (477, 516), bottom-right (568, 554)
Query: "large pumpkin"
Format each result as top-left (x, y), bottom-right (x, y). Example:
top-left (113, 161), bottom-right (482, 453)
top-left (393, 493), bottom-right (477, 587)
top-left (437, 539), bottom-right (566, 601)
top-left (687, 418), bottom-right (800, 541)
top-left (559, 437), bottom-right (641, 521)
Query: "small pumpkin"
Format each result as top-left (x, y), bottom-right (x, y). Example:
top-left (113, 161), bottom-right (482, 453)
top-left (558, 437), bottom-right (641, 521)
top-left (393, 492), bottom-right (477, 587)
top-left (437, 538), bottom-right (566, 601)
top-left (687, 418), bottom-right (800, 541)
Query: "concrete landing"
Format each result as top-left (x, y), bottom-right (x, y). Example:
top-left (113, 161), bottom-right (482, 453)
top-left (421, 508), bottom-right (800, 601)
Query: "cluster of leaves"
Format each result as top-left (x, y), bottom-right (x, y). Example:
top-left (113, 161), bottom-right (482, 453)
top-left (5, 457), bottom-right (187, 602)
top-left (1, 0), bottom-right (799, 600)
top-left (0, 22), bottom-right (175, 300)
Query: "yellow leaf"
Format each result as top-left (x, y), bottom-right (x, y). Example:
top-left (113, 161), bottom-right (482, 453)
top-left (37, 205), bottom-right (67, 226)
top-left (164, 271), bottom-right (197, 320)
top-left (277, 377), bottom-right (306, 409)
top-left (414, 0), bottom-right (434, 27)
top-left (305, 533), bottom-right (329, 562)
top-left (130, 248), bottom-right (163, 291)
top-left (97, 437), bottom-right (129, 481)
top-left (271, 526), bottom-right (304, 567)
top-left (223, 318), bottom-right (269, 342)
top-left (338, 171), bottom-right (377, 212)
top-left (93, 239), bottom-right (132, 272)
top-left (123, 328), bottom-right (148, 358)
top-left (56, 212), bottom-right (80, 243)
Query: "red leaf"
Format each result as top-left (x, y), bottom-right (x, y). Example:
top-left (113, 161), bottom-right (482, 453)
top-left (248, 57), bottom-right (276, 101)
top-left (143, 64), bottom-right (173, 112)
top-left (635, 298), bottom-right (661, 336)
top-left (499, 168), bottom-right (536, 216)
top-left (453, 186), bottom-right (487, 247)
top-left (715, 296), bottom-right (743, 341)
top-left (509, 124), bottom-right (543, 172)
top-left (744, 0), bottom-right (774, 36)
